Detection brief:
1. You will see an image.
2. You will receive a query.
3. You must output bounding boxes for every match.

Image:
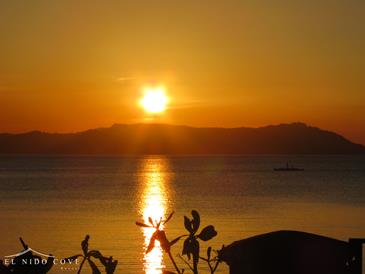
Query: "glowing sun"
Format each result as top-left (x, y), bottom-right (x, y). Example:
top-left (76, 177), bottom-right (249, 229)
top-left (140, 86), bottom-right (168, 113)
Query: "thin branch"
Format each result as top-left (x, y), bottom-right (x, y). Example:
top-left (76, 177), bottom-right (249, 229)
top-left (77, 256), bottom-right (86, 274)
top-left (177, 254), bottom-right (194, 272)
top-left (168, 251), bottom-right (182, 274)
top-left (212, 260), bottom-right (220, 273)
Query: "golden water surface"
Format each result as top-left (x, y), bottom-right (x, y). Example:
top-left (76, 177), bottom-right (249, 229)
top-left (139, 158), bottom-right (171, 274)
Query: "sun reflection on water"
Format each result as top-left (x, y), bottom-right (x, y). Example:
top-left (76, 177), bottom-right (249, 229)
top-left (139, 158), bottom-right (171, 274)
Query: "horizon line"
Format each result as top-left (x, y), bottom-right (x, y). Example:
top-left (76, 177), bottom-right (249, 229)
top-left (1, 121), bottom-right (364, 147)
top-left (0, 121), bottom-right (313, 135)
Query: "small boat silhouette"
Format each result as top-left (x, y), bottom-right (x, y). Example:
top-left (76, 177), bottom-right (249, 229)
top-left (274, 163), bottom-right (304, 171)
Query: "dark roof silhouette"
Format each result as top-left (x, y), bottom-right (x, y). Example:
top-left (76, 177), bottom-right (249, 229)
top-left (219, 230), bottom-right (362, 274)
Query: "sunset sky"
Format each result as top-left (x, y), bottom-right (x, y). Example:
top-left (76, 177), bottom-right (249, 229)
top-left (0, 1), bottom-right (364, 144)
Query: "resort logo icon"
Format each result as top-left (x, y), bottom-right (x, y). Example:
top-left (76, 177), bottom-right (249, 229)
top-left (2, 238), bottom-right (78, 272)
top-left (5, 248), bottom-right (55, 260)
top-left (2, 236), bottom-right (118, 273)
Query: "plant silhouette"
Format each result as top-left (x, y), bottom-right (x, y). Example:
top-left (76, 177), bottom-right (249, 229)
top-left (136, 211), bottom-right (184, 274)
top-left (64, 235), bottom-right (117, 274)
top-left (180, 210), bottom-right (218, 274)
top-left (199, 247), bottom-right (220, 274)
top-left (136, 210), bottom-right (218, 274)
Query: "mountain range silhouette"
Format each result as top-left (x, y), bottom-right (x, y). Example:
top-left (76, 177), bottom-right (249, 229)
top-left (0, 123), bottom-right (364, 154)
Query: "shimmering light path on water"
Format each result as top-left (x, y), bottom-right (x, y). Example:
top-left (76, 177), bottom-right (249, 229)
top-left (139, 158), bottom-right (170, 274)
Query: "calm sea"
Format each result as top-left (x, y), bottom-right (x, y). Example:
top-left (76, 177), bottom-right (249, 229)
top-left (0, 155), bottom-right (364, 274)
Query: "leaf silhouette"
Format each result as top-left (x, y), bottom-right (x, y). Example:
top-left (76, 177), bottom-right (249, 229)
top-left (198, 225), bottom-right (217, 241)
top-left (191, 210), bottom-right (200, 233)
top-left (184, 216), bottom-right (193, 233)
top-left (148, 217), bottom-right (154, 226)
top-left (157, 217), bottom-right (162, 228)
top-left (87, 258), bottom-right (101, 274)
top-left (169, 235), bottom-right (184, 247)
top-left (182, 238), bottom-right (191, 259)
top-left (136, 221), bottom-right (152, 228)
top-left (163, 211), bottom-right (175, 225)
top-left (207, 246), bottom-right (212, 260)
top-left (88, 250), bottom-right (103, 259)
top-left (155, 230), bottom-right (170, 253)
top-left (146, 231), bottom-right (158, 253)
top-left (182, 236), bottom-right (200, 264)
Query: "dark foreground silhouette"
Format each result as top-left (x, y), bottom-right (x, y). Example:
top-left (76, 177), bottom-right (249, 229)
top-left (0, 238), bottom-right (53, 274)
top-left (64, 235), bottom-right (118, 274)
top-left (136, 210), bottom-right (219, 274)
top-left (0, 236), bottom-right (117, 274)
top-left (219, 230), bottom-right (365, 274)
top-left (1, 222), bottom-right (363, 274)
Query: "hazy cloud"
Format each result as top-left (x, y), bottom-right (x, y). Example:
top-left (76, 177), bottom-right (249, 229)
top-left (116, 76), bottom-right (136, 82)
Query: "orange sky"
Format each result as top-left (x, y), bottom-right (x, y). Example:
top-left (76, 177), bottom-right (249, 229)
top-left (0, 1), bottom-right (364, 144)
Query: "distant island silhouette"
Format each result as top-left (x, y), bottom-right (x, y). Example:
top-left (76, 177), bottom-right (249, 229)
top-left (0, 122), bottom-right (364, 154)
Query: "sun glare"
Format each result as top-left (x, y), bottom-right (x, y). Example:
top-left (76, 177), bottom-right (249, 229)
top-left (140, 87), bottom-right (168, 114)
